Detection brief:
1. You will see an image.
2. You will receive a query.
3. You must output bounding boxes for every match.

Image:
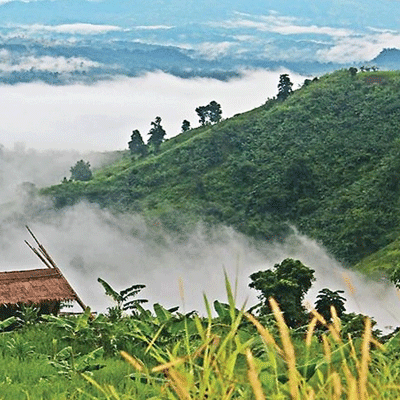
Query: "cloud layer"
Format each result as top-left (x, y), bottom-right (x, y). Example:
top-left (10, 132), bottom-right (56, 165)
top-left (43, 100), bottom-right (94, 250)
top-left (0, 69), bottom-right (307, 151)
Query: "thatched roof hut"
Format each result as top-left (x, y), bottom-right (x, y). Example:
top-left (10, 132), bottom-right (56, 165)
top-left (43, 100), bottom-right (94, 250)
top-left (0, 268), bottom-right (77, 305)
top-left (0, 227), bottom-right (87, 319)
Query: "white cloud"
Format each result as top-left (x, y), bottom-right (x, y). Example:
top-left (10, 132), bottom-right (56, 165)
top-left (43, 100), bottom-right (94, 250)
top-left (23, 23), bottom-right (123, 35)
top-left (0, 69), bottom-right (307, 151)
top-left (0, 51), bottom-right (101, 72)
top-left (132, 25), bottom-right (175, 31)
top-left (214, 13), bottom-right (353, 38)
top-left (215, 11), bottom-right (400, 63)
top-left (316, 31), bottom-right (400, 62)
top-left (195, 41), bottom-right (236, 60)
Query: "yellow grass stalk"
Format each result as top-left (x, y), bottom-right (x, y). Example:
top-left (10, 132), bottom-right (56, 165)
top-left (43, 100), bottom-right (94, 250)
top-left (347, 376), bottom-right (359, 400)
top-left (330, 306), bottom-right (341, 335)
top-left (310, 308), bottom-right (342, 343)
top-left (178, 277), bottom-right (185, 310)
top-left (245, 348), bottom-right (266, 400)
top-left (331, 371), bottom-right (342, 400)
top-left (120, 351), bottom-right (143, 372)
top-left (341, 362), bottom-right (356, 389)
top-left (370, 337), bottom-right (385, 351)
top-left (306, 316), bottom-right (318, 347)
top-left (167, 369), bottom-right (192, 400)
top-left (347, 336), bottom-right (362, 379)
top-left (310, 308), bottom-right (327, 326)
top-left (224, 385), bottom-right (235, 400)
top-left (322, 335), bottom-right (332, 364)
top-left (342, 273), bottom-right (356, 296)
top-left (269, 297), bottom-right (299, 400)
top-left (245, 312), bottom-right (284, 356)
top-left (359, 317), bottom-right (372, 400)
top-left (306, 388), bottom-right (316, 400)
top-left (152, 357), bottom-right (186, 373)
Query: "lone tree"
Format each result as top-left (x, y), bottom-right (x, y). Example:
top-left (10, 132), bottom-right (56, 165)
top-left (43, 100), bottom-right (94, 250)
top-left (195, 101), bottom-right (222, 126)
top-left (147, 116), bottom-right (166, 153)
top-left (249, 258), bottom-right (315, 327)
top-left (181, 120), bottom-right (191, 132)
top-left (277, 73), bottom-right (293, 101)
top-left (128, 129), bottom-right (147, 157)
top-left (70, 160), bottom-right (92, 181)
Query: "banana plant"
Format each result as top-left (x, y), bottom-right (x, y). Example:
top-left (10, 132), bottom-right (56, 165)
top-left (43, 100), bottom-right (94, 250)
top-left (97, 277), bottom-right (148, 319)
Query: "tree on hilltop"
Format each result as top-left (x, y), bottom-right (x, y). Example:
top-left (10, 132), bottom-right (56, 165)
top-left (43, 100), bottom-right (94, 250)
top-left (128, 129), bottom-right (147, 157)
top-left (181, 120), bottom-right (191, 132)
top-left (147, 116), bottom-right (166, 153)
top-left (70, 160), bottom-right (92, 181)
top-left (277, 73), bottom-right (293, 101)
top-left (196, 101), bottom-right (222, 126)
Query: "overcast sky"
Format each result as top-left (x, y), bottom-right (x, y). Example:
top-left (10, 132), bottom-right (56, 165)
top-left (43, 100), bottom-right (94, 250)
top-left (0, 69), bottom-right (307, 152)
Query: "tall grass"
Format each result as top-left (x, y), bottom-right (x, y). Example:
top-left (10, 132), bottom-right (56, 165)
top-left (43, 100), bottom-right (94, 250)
top-left (2, 278), bottom-right (400, 399)
top-left (86, 281), bottom-right (400, 399)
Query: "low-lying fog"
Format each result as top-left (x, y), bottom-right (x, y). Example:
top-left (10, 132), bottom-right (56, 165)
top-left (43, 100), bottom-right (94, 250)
top-left (0, 70), bottom-right (399, 332)
top-left (0, 69), bottom-right (307, 151)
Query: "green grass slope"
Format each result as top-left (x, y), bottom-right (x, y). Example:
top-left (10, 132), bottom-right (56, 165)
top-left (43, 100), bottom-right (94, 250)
top-left (42, 69), bottom-right (400, 270)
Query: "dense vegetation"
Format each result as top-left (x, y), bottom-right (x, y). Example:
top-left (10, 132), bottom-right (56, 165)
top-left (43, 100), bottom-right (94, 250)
top-left (42, 69), bottom-right (400, 273)
top-left (2, 269), bottom-right (400, 399)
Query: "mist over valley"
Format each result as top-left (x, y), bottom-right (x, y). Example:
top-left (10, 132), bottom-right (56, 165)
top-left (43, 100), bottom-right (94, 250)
top-left (1, 79), bottom-right (400, 331)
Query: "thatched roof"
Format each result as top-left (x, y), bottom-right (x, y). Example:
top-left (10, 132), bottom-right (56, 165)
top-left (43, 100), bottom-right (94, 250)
top-left (0, 268), bottom-right (77, 305)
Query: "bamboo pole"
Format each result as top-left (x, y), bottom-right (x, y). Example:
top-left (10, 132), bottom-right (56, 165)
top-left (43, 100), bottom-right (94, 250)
top-left (24, 240), bottom-right (53, 269)
top-left (25, 226), bottom-right (89, 313)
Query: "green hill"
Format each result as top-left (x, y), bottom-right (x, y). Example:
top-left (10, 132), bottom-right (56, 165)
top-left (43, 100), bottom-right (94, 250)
top-left (42, 69), bottom-right (400, 272)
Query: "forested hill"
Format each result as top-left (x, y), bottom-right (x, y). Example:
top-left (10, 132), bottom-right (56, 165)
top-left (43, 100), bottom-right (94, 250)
top-left (42, 69), bottom-right (400, 273)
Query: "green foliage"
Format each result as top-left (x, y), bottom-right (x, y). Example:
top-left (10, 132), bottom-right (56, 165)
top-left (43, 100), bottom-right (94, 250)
top-left (0, 316), bottom-right (17, 331)
top-left (6, 337), bottom-right (35, 361)
top-left (389, 267), bottom-right (400, 289)
top-left (314, 288), bottom-right (347, 321)
top-left (277, 73), bottom-right (293, 100)
top-left (70, 159), bottom-right (92, 181)
top-left (249, 258), bottom-right (315, 327)
top-left (41, 69), bottom-right (400, 270)
top-left (195, 100), bottom-right (222, 125)
top-left (0, 273), bottom-right (399, 399)
top-left (97, 278), bottom-right (148, 319)
top-left (147, 116), bottom-right (166, 153)
top-left (128, 129), bottom-right (147, 157)
top-left (181, 119), bottom-right (191, 132)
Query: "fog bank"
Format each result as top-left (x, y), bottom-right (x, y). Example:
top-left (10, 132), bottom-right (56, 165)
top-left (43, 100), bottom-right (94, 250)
top-left (0, 69), bottom-right (307, 151)
top-left (1, 199), bottom-right (399, 331)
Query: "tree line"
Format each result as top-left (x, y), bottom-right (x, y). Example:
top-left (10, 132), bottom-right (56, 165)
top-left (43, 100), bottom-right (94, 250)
top-left (65, 73), bottom-right (296, 182)
top-left (129, 100), bottom-right (223, 157)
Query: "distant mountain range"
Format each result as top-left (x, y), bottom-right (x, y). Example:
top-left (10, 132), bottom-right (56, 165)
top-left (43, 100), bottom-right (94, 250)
top-left (0, 0), bottom-right (399, 84)
top-left (372, 48), bottom-right (400, 70)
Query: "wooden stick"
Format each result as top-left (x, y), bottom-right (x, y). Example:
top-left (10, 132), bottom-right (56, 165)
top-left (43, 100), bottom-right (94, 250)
top-left (26, 225), bottom-right (57, 268)
top-left (25, 226), bottom-right (89, 314)
top-left (24, 240), bottom-right (53, 269)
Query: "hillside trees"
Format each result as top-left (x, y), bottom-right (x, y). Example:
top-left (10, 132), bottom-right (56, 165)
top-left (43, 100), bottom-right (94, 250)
top-left (70, 160), bottom-right (92, 181)
top-left (181, 120), bottom-right (191, 132)
top-left (277, 73), bottom-right (293, 101)
top-left (249, 258), bottom-right (315, 327)
top-left (147, 116), bottom-right (166, 153)
top-left (128, 130), bottom-right (147, 157)
top-left (196, 101), bottom-right (222, 125)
